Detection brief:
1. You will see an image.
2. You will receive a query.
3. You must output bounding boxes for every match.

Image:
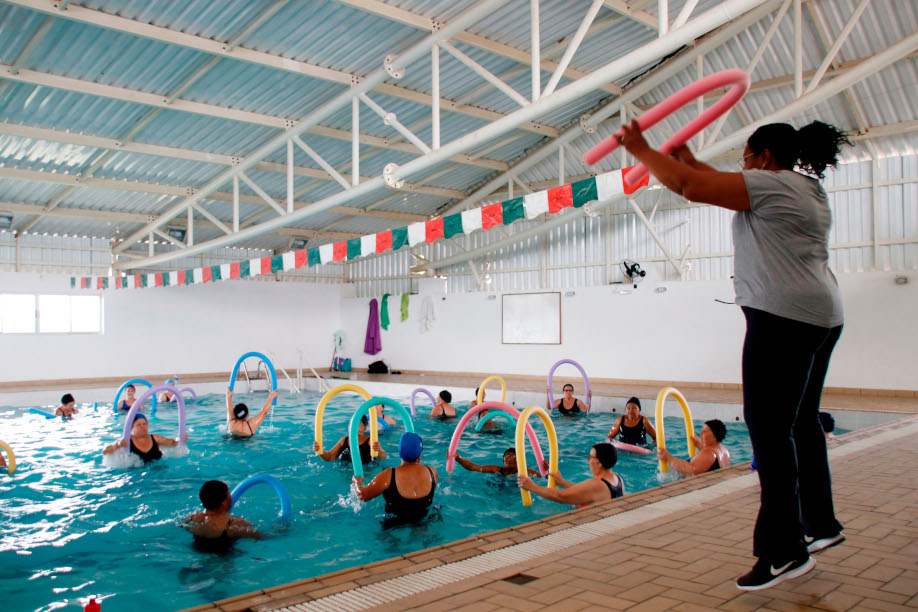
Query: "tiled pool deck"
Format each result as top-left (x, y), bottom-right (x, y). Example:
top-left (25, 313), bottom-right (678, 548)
top-left (181, 399), bottom-right (918, 612)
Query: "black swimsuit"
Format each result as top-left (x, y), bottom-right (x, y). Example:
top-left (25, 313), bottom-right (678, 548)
top-left (192, 521), bottom-right (237, 554)
top-left (618, 418), bottom-right (647, 445)
top-left (383, 465), bottom-right (436, 525)
top-left (602, 476), bottom-right (624, 499)
top-left (130, 435), bottom-right (162, 463)
top-left (710, 456), bottom-right (721, 471)
top-left (558, 399), bottom-right (582, 416)
top-left (341, 437), bottom-right (373, 464)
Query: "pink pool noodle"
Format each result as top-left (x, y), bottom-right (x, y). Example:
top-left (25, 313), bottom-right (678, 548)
top-left (446, 402), bottom-right (548, 476)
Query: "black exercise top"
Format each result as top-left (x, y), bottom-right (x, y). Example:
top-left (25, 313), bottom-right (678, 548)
top-left (602, 476), bottom-right (624, 499)
top-left (709, 455), bottom-right (721, 471)
top-left (382, 465), bottom-right (436, 522)
top-left (557, 398), bottom-right (582, 416)
top-left (192, 521), bottom-right (237, 554)
top-left (341, 437), bottom-right (373, 464)
top-left (129, 435), bottom-right (162, 463)
top-left (618, 417), bottom-right (647, 445)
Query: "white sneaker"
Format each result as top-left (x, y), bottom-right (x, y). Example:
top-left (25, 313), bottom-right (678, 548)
top-left (805, 533), bottom-right (845, 554)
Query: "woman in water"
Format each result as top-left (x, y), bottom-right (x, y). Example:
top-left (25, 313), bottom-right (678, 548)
top-left (118, 384), bottom-right (137, 412)
top-left (517, 443), bottom-right (623, 506)
top-left (353, 432), bottom-right (437, 528)
top-left (454, 448), bottom-right (546, 477)
top-left (657, 419), bottom-right (731, 475)
top-left (607, 397), bottom-right (656, 445)
top-left (428, 390), bottom-right (456, 419)
top-left (182, 480), bottom-right (262, 553)
top-left (547, 383), bottom-right (591, 415)
top-left (616, 119), bottom-right (848, 590)
top-left (226, 389), bottom-right (278, 437)
top-left (314, 415), bottom-right (386, 464)
top-left (102, 413), bottom-right (186, 463)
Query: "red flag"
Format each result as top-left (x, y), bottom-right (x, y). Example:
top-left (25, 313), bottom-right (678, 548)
top-left (177, 270), bottom-right (186, 285)
top-left (376, 230), bottom-right (392, 253)
top-left (261, 256), bottom-right (272, 275)
top-left (230, 262), bottom-right (240, 279)
top-left (154, 273), bottom-right (163, 287)
top-left (97, 277), bottom-right (104, 289)
top-left (134, 274), bottom-right (142, 288)
top-left (481, 202), bottom-right (503, 230)
top-left (332, 241), bottom-right (347, 261)
top-left (294, 249), bottom-right (308, 269)
top-left (202, 267), bottom-right (212, 283)
top-left (425, 217), bottom-right (444, 243)
top-left (547, 184), bottom-right (573, 213)
top-left (623, 165), bottom-right (651, 194)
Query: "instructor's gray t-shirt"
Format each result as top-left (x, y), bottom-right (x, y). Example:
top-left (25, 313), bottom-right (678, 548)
top-left (732, 170), bottom-right (844, 327)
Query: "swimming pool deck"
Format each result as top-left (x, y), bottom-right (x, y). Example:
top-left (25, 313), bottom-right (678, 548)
top-left (182, 413), bottom-right (918, 612)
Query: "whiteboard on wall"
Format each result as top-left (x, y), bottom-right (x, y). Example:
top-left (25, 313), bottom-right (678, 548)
top-left (501, 292), bottom-right (561, 344)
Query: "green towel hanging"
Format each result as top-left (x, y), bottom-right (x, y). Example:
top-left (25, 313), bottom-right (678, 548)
top-left (401, 292), bottom-right (416, 322)
top-left (381, 293), bottom-right (391, 330)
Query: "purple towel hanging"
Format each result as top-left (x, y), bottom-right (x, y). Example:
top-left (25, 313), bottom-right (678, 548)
top-left (364, 298), bottom-right (382, 355)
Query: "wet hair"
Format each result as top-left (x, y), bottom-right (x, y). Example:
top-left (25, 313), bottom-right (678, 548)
top-left (61, 393), bottom-right (74, 405)
top-left (199, 480), bottom-right (230, 510)
top-left (126, 384), bottom-right (136, 392)
top-left (233, 403), bottom-right (249, 420)
top-left (746, 121), bottom-right (851, 179)
top-left (562, 384), bottom-right (574, 392)
top-left (439, 390), bottom-right (452, 403)
top-left (818, 411), bottom-right (835, 433)
top-left (705, 419), bottom-right (727, 443)
top-left (360, 415), bottom-right (369, 426)
top-left (502, 447), bottom-right (516, 459)
top-left (592, 443), bottom-right (618, 469)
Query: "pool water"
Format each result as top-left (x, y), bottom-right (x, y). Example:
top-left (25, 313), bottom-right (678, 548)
top-left (0, 391), bottom-right (754, 611)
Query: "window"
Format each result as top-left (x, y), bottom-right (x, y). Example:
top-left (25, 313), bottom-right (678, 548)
top-left (0, 294), bottom-right (102, 334)
top-left (0, 294), bottom-right (36, 333)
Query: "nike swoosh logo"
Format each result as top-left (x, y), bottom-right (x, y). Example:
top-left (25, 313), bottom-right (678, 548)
top-left (771, 561), bottom-right (793, 576)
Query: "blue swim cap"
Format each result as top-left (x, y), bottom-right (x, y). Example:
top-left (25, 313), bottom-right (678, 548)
top-left (398, 432), bottom-right (423, 462)
top-left (132, 413), bottom-right (147, 423)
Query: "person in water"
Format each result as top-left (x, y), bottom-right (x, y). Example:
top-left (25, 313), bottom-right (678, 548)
top-left (314, 415), bottom-right (386, 463)
top-left (374, 404), bottom-right (398, 431)
top-left (547, 383), bottom-right (591, 415)
top-left (102, 413), bottom-right (186, 463)
top-left (470, 388), bottom-right (501, 431)
top-left (429, 390), bottom-right (456, 419)
top-left (226, 389), bottom-right (278, 437)
top-left (518, 443), bottom-right (623, 506)
top-left (607, 397), bottom-right (656, 445)
top-left (118, 384), bottom-right (137, 411)
top-left (182, 480), bottom-right (262, 553)
top-left (159, 377), bottom-right (179, 403)
top-left (353, 432), bottom-right (437, 528)
top-left (657, 419), bottom-right (731, 476)
top-left (55, 393), bottom-right (79, 418)
top-left (454, 448), bottom-right (546, 477)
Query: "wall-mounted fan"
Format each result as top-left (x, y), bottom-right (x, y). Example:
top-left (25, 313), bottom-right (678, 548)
top-left (621, 260), bottom-right (646, 288)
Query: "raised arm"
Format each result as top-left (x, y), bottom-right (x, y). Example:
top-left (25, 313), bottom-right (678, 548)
top-left (248, 390), bottom-right (279, 431)
top-left (671, 144), bottom-right (719, 172)
top-left (455, 453), bottom-right (500, 474)
top-left (353, 468), bottom-right (392, 502)
top-left (225, 389), bottom-right (233, 420)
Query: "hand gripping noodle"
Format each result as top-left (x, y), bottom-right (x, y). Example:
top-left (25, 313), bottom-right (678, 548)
top-left (313, 384), bottom-right (372, 455)
top-left (584, 69), bottom-right (751, 188)
top-left (409, 388), bottom-right (436, 417)
top-left (113, 378), bottom-right (158, 414)
top-left (119, 384), bottom-right (187, 453)
top-left (515, 406), bottom-right (559, 506)
top-left (546, 359), bottom-right (590, 409)
top-left (655, 387), bottom-right (697, 472)
top-left (0, 440), bottom-right (15, 475)
top-left (229, 352), bottom-right (278, 402)
top-left (349, 397), bottom-right (416, 478)
top-left (446, 402), bottom-right (547, 476)
top-left (231, 474), bottom-right (292, 521)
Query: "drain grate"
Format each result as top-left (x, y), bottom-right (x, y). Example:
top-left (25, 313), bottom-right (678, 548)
top-left (502, 573), bottom-right (538, 585)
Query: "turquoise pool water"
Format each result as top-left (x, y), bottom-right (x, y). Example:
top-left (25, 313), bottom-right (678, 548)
top-left (0, 391), bottom-right (754, 611)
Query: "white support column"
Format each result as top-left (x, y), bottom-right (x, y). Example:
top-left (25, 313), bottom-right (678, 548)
top-left (673, 0), bottom-right (700, 28)
top-left (558, 145), bottom-right (565, 186)
top-left (148, 232), bottom-right (154, 256)
top-left (868, 142), bottom-right (880, 269)
top-left (440, 42), bottom-right (529, 107)
top-left (187, 206), bottom-right (193, 246)
top-left (696, 55), bottom-right (704, 148)
top-left (232, 176), bottom-right (240, 232)
top-left (805, 0), bottom-right (871, 94)
top-left (620, 103), bottom-right (628, 167)
top-left (286, 140), bottom-right (294, 213)
top-left (239, 171), bottom-right (286, 215)
top-left (543, 0), bottom-right (603, 97)
top-left (291, 135), bottom-right (350, 189)
top-left (192, 203), bottom-right (233, 235)
top-left (508, 177), bottom-right (514, 199)
top-left (431, 45), bottom-right (440, 150)
top-left (658, 0), bottom-right (669, 37)
top-left (351, 97), bottom-right (360, 186)
top-left (359, 93), bottom-right (432, 153)
top-left (531, 0), bottom-right (540, 102)
top-left (793, 0), bottom-right (803, 98)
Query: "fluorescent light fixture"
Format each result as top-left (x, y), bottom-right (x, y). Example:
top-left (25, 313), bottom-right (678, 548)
top-left (0, 214), bottom-right (11, 229)
top-left (291, 238), bottom-right (308, 250)
top-left (166, 227), bottom-right (186, 242)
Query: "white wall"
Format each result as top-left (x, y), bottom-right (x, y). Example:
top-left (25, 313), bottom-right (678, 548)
top-left (340, 272), bottom-right (917, 391)
top-left (0, 273), bottom-right (341, 383)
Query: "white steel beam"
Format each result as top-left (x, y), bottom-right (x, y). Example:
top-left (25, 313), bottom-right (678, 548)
top-left (431, 46), bottom-right (440, 150)
top-left (286, 140), bottom-right (295, 213)
top-left (358, 93), bottom-right (431, 153)
top-left (118, 0), bottom-right (768, 270)
top-left (542, 0), bottom-right (604, 97)
top-left (439, 42), bottom-right (529, 107)
top-left (190, 203), bottom-right (233, 236)
top-left (291, 135), bottom-right (350, 189)
top-left (658, 0), bottom-right (669, 36)
top-left (531, 0), bottom-right (541, 102)
top-left (10, 15), bottom-right (53, 74)
top-left (793, 0), bottom-right (803, 97)
top-left (232, 176), bottom-right (240, 233)
top-left (187, 206), bottom-right (193, 247)
top-left (239, 172), bottom-right (284, 216)
top-left (603, 0), bottom-right (658, 29)
top-left (673, 0), bottom-right (701, 28)
top-left (805, 0), bottom-right (871, 94)
top-left (112, 0), bottom-right (512, 257)
top-left (0, 65), bottom-right (514, 171)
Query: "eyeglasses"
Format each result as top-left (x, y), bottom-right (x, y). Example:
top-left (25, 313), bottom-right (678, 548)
top-left (739, 152), bottom-right (755, 169)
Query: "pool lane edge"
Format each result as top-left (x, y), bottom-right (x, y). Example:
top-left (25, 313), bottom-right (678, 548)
top-left (180, 414), bottom-right (918, 612)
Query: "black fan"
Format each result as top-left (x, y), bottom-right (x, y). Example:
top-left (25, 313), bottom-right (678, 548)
top-left (621, 260), bottom-right (646, 288)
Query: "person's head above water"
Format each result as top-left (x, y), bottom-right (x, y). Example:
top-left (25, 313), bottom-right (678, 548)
top-left (818, 411), bottom-right (835, 434)
top-left (562, 384), bottom-right (575, 394)
top-left (131, 412), bottom-right (149, 435)
top-left (439, 390), bottom-right (451, 404)
top-left (590, 442), bottom-right (618, 471)
top-left (625, 397), bottom-right (641, 418)
top-left (199, 480), bottom-right (231, 511)
top-left (126, 384), bottom-right (136, 397)
top-left (703, 419), bottom-right (727, 444)
top-left (743, 121), bottom-right (851, 179)
top-left (61, 393), bottom-right (75, 407)
top-left (398, 432), bottom-right (423, 462)
top-left (233, 403), bottom-right (249, 420)
top-left (502, 447), bottom-right (517, 469)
